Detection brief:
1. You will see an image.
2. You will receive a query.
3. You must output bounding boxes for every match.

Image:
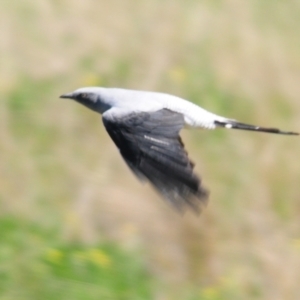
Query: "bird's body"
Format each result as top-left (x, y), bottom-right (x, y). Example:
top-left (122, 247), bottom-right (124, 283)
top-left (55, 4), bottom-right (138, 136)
top-left (61, 87), bottom-right (298, 213)
top-left (75, 87), bottom-right (228, 129)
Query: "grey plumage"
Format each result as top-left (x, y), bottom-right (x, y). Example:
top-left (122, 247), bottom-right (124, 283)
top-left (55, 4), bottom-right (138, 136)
top-left (61, 87), bottom-right (299, 213)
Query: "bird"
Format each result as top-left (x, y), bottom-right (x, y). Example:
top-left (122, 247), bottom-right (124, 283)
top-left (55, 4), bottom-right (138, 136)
top-left (60, 87), bottom-right (298, 214)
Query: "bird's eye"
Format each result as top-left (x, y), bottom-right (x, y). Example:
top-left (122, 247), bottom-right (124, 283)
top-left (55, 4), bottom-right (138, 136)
top-left (81, 93), bottom-right (88, 98)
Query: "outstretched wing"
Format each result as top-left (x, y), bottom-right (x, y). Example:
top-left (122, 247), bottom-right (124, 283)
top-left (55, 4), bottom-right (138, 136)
top-left (102, 108), bottom-right (208, 213)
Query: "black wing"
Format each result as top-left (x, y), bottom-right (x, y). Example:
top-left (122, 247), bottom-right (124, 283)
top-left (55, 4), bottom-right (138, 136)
top-left (103, 109), bottom-right (208, 213)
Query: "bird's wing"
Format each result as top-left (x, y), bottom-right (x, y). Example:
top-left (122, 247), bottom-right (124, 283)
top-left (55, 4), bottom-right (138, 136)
top-left (102, 108), bottom-right (208, 213)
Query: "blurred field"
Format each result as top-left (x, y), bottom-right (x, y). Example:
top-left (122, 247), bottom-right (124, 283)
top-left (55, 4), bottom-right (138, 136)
top-left (1, 0), bottom-right (300, 299)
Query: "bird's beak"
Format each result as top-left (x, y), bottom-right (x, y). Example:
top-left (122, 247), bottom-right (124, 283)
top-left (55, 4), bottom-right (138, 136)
top-left (60, 92), bottom-right (74, 99)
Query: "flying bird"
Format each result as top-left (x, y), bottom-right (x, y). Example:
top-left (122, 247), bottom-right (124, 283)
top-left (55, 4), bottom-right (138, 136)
top-left (61, 87), bottom-right (298, 213)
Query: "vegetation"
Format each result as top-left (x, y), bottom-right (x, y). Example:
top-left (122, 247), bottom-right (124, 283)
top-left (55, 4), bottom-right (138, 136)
top-left (0, 217), bottom-right (153, 299)
top-left (1, 0), bottom-right (300, 299)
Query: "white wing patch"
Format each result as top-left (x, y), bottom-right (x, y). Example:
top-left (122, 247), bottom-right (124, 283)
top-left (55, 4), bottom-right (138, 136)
top-left (144, 135), bottom-right (170, 145)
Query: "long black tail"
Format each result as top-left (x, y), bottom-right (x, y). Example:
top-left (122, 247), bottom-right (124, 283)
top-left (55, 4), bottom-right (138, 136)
top-left (214, 120), bottom-right (299, 136)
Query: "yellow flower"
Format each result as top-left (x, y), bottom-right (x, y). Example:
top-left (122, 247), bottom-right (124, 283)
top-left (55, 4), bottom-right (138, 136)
top-left (82, 74), bottom-right (101, 86)
top-left (45, 248), bottom-right (64, 264)
top-left (201, 287), bottom-right (219, 300)
top-left (201, 287), bottom-right (220, 300)
top-left (87, 249), bottom-right (111, 268)
top-left (168, 67), bottom-right (186, 83)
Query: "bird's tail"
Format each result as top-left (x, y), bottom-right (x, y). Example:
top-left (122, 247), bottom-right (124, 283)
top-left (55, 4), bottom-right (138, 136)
top-left (214, 120), bottom-right (299, 136)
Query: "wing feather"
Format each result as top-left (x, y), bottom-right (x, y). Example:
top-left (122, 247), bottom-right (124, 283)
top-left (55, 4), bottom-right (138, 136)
top-left (103, 109), bottom-right (208, 213)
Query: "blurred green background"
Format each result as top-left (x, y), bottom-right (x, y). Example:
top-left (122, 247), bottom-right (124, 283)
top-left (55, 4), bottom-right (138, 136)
top-left (1, 0), bottom-right (300, 299)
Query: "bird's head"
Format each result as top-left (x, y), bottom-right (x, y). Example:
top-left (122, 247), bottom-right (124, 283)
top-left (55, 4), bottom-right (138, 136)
top-left (60, 87), bottom-right (108, 113)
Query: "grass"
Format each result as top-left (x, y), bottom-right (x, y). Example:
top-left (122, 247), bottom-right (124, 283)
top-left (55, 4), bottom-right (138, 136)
top-left (1, 0), bottom-right (300, 299)
top-left (0, 215), bottom-right (247, 300)
top-left (0, 216), bottom-right (154, 300)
